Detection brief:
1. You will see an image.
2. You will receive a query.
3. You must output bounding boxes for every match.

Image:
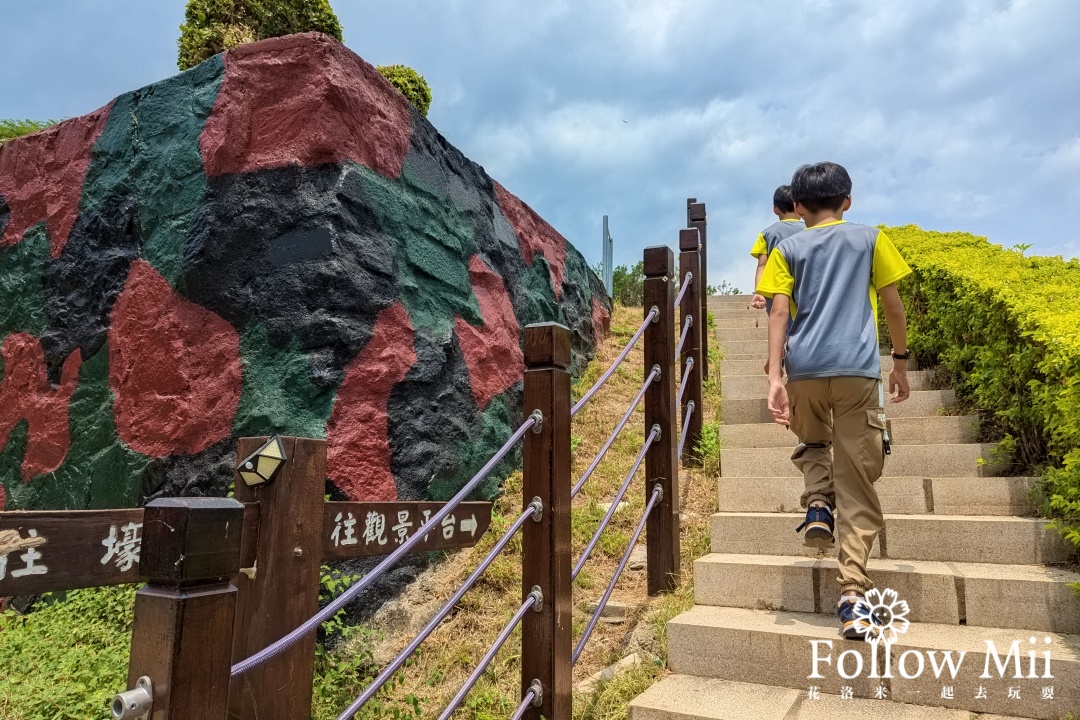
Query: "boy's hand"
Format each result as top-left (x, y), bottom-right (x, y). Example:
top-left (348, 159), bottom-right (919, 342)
top-left (888, 366), bottom-right (910, 403)
top-left (767, 380), bottom-right (790, 424)
top-left (751, 294), bottom-right (766, 309)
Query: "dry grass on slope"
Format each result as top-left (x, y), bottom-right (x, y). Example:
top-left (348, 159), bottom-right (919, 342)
top-left (332, 304), bottom-right (721, 720)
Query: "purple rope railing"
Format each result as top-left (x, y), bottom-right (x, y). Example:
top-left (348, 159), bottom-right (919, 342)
top-left (572, 485), bottom-right (662, 664)
top-left (232, 414), bottom-right (539, 678)
top-left (674, 314), bottom-right (693, 362)
top-left (572, 425), bottom-right (660, 580)
top-left (678, 401), bottom-right (695, 459)
top-left (436, 594), bottom-right (538, 720)
top-left (674, 271), bottom-right (693, 308)
top-left (335, 503), bottom-right (539, 720)
top-left (676, 357), bottom-right (694, 407)
top-left (571, 366), bottom-right (659, 498)
top-left (510, 690), bottom-right (537, 720)
top-left (571, 307), bottom-right (658, 417)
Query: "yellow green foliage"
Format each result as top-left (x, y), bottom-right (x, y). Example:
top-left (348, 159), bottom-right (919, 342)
top-left (178, 0), bottom-right (343, 70)
top-left (886, 225), bottom-right (1080, 550)
top-left (376, 65), bottom-right (432, 117)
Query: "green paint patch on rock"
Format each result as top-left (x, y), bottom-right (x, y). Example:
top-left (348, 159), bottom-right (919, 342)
top-left (428, 394), bottom-right (520, 502)
top-left (233, 323), bottom-right (336, 439)
top-left (349, 162), bottom-right (483, 335)
top-left (0, 223), bottom-right (48, 336)
top-left (1, 344), bottom-right (149, 510)
top-left (80, 56), bottom-right (225, 284)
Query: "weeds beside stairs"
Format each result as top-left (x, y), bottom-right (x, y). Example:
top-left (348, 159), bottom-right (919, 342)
top-left (630, 295), bottom-right (1080, 720)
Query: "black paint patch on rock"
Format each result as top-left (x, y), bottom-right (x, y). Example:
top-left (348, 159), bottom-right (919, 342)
top-left (41, 193), bottom-right (141, 383)
top-left (0, 192), bottom-right (9, 240)
top-left (386, 329), bottom-right (479, 502)
top-left (141, 437), bottom-right (235, 502)
top-left (181, 164), bottom-right (397, 390)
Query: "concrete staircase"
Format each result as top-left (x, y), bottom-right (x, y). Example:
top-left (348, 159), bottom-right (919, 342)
top-left (631, 295), bottom-right (1080, 720)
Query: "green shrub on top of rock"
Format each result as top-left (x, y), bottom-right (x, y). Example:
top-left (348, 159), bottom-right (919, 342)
top-left (887, 225), bottom-right (1080, 553)
top-left (178, 0), bottom-right (344, 70)
top-left (376, 65), bottom-right (432, 117)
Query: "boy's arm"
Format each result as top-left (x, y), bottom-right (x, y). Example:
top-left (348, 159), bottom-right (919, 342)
top-left (878, 284), bottom-right (910, 403)
top-left (766, 294), bottom-right (791, 424)
top-left (751, 255), bottom-right (768, 309)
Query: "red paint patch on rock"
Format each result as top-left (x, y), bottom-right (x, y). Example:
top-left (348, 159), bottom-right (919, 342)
top-left (0, 106), bottom-right (111, 256)
top-left (108, 260), bottom-right (241, 457)
top-left (591, 298), bottom-right (611, 347)
top-left (200, 33), bottom-right (412, 180)
top-left (0, 333), bottom-right (82, 480)
top-left (455, 256), bottom-right (524, 410)
top-left (327, 303), bottom-right (416, 501)
top-left (493, 181), bottom-right (567, 300)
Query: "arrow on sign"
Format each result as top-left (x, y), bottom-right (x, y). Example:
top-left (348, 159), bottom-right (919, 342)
top-left (460, 515), bottom-right (478, 537)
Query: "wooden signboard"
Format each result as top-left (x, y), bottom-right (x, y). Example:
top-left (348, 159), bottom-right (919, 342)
top-left (0, 501), bottom-right (490, 596)
top-left (0, 509), bottom-right (144, 596)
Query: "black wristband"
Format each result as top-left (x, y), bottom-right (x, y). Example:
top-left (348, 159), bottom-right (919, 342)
top-left (891, 351), bottom-right (910, 360)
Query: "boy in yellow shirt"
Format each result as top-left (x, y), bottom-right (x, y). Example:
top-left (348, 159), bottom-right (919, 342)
top-left (750, 185), bottom-right (804, 311)
top-left (755, 162), bottom-right (912, 639)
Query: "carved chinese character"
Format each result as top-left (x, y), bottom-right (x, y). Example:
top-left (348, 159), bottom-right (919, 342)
top-left (391, 510), bottom-right (413, 545)
top-left (101, 522), bottom-right (143, 572)
top-left (331, 512), bottom-right (359, 547)
top-left (441, 514), bottom-right (455, 540)
top-left (363, 512), bottom-right (387, 546)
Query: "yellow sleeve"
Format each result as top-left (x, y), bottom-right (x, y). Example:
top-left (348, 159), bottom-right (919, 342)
top-left (756, 248), bottom-right (794, 298)
top-left (872, 229), bottom-right (913, 288)
top-left (749, 233), bottom-right (767, 258)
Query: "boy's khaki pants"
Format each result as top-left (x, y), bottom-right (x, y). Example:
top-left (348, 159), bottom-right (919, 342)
top-left (787, 376), bottom-right (887, 594)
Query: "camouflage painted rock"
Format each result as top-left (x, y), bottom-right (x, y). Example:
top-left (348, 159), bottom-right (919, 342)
top-left (0, 33), bottom-right (610, 511)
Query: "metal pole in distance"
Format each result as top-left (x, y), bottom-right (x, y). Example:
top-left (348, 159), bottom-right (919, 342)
top-left (642, 247), bottom-right (680, 595)
top-left (602, 215), bottom-right (614, 299)
top-left (688, 201), bottom-right (709, 381)
top-left (679, 228), bottom-right (704, 468)
top-left (520, 323), bottom-right (573, 720)
top-left (126, 498), bottom-right (244, 720)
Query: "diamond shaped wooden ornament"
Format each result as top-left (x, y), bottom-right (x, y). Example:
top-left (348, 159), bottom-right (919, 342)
top-left (237, 435), bottom-right (287, 487)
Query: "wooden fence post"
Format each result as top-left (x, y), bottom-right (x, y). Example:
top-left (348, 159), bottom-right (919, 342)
top-left (679, 228), bottom-right (704, 467)
top-left (126, 498), bottom-right (244, 720)
top-left (230, 437), bottom-right (326, 720)
top-left (520, 323), bottom-right (572, 720)
top-left (643, 247), bottom-right (680, 595)
top-left (688, 201), bottom-right (709, 381)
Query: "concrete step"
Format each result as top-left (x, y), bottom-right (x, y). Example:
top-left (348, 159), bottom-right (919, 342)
top-left (716, 326), bottom-right (769, 342)
top-left (720, 444), bottom-right (1003, 478)
top-left (718, 339), bottom-right (769, 355)
top-left (666, 605), bottom-right (1080, 719)
top-left (721, 371), bottom-right (936, 400)
top-left (629, 674), bottom-right (994, 720)
top-left (708, 294), bottom-right (756, 306)
top-left (717, 477), bottom-right (1036, 516)
top-left (722, 389), bottom-right (955, 425)
top-left (719, 415), bottom-right (976, 447)
top-left (694, 553), bottom-right (1080, 634)
top-left (714, 316), bottom-right (764, 329)
top-left (710, 513), bottom-right (1073, 565)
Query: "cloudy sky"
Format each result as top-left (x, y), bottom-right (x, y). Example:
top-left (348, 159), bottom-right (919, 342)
top-left (3, 0), bottom-right (1079, 291)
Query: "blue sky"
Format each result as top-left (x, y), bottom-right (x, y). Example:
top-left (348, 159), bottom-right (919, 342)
top-left (3, 0), bottom-right (1079, 292)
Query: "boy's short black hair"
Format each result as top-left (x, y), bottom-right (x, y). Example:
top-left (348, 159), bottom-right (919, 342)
top-left (772, 185), bottom-right (795, 213)
top-left (791, 162), bottom-right (852, 213)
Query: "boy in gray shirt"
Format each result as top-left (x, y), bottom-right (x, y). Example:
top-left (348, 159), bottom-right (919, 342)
top-left (755, 162), bottom-right (912, 639)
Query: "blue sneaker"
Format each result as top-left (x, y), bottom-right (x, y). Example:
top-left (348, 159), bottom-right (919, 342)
top-left (837, 596), bottom-right (883, 640)
top-left (795, 504), bottom-right (834, 548)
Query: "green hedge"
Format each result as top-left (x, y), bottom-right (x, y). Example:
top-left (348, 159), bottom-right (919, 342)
top-left (886, 225), bottom-right (1080, 552)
